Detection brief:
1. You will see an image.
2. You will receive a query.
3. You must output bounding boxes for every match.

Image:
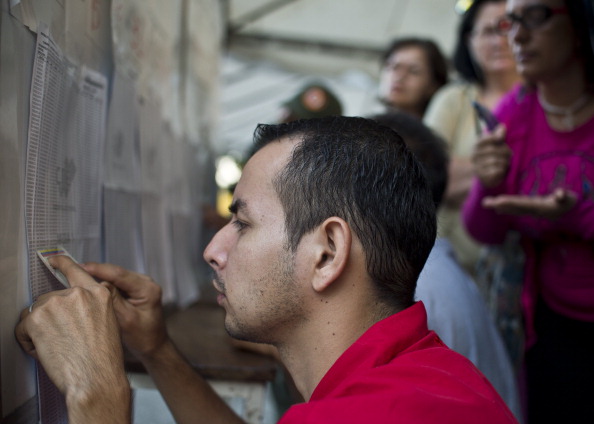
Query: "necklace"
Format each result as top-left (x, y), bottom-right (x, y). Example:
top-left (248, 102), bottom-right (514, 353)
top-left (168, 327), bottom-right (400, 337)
top-left (538, 92), bottom-right (592, 130)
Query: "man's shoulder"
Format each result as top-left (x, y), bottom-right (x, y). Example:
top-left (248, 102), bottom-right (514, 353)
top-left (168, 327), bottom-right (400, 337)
top-left (278, 304), bottom-right (517, 423)
top-left (279, 347), bottom-right (517, 423)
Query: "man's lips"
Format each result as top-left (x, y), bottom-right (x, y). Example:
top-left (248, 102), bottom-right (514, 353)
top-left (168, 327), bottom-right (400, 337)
top-left (212, 274), bottom-right (226, 297)
top-left (212, 279), bottom-right (224, 294)
top-left (212, 279), bottom-right (226, 306)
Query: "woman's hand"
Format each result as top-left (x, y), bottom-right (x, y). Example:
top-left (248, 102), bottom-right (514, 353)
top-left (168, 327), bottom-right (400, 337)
top-left (472, 125), bottom-right (511, 189)
top-left (482, 188), bottom-right (578, 220)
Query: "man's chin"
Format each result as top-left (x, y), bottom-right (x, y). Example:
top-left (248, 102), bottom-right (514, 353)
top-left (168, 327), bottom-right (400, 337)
top-left (224, 322), bottom-right (268, 345)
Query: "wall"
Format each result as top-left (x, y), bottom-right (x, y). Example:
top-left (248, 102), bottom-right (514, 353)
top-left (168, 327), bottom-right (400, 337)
top-left (0, 0), bottom-right (223, 420)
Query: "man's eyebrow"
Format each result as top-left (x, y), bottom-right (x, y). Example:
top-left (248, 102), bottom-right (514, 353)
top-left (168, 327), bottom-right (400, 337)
top-left (228, 198), bottom-right (247, 215)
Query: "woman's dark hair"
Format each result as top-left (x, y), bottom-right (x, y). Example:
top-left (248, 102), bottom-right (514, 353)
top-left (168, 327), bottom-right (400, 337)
top-left (381, 37), bottom-right (449, 113)
top-left (452, 0), bottom-right (506, 86)
top-left (455, 0), bottom-right (594, 87)
top-left (567, 0), bottom-right (594, 86)
top-left (370, 112), bottom-right (449, 209)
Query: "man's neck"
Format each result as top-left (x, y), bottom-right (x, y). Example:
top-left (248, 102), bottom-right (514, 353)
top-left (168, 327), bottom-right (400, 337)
top-left (276, 293), bottom-right (396, 401)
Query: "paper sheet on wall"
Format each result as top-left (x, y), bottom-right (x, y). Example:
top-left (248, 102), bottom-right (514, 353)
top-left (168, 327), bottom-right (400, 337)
top-left (167, 141), bottom-right (202, 307)
top-left (103, 188), bottom-right (145, 272)
top-left (25, 24), bottom-right (107, 423)
top-left (0, 9), bottom-right (38, 419)
top-left (137, 97), bottom-right (176, 304)
top-left (170, 213), bottom-right (201, 307)
top-left (64, 0), bottom-right (112, 74)
top-left (103, 70), bottom-right (146, 272)
top-left (104, 71), bottom-right (141, 191)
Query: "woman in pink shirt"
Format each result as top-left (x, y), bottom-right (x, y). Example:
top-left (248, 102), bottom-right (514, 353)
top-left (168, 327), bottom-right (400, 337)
top-left (462, 0), bottom-right (594, 422)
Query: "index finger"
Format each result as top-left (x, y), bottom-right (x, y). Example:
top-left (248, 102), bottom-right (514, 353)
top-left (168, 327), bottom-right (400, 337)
top-left (48, 255), bottom-right (97, 289)
top-left (82, 262), bottom-right (155, 298)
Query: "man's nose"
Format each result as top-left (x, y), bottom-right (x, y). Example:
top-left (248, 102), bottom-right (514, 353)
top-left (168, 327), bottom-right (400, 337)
top-left (203, 225), bottom-right (231, 269)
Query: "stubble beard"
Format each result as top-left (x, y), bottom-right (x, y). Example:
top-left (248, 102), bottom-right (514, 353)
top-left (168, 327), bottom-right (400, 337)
top-left (224, 248), bottom-right (304, 345)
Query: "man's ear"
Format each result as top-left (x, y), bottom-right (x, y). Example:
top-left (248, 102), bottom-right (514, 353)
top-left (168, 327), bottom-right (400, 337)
top-left (311, 217), bottom-right (352, 293)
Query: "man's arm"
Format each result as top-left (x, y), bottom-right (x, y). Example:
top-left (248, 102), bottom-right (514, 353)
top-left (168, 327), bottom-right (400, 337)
top-left (82, 261), bottom-right (246, 424)
top-left (138, 338), bottom-right (246, 424)
top-left (15, 257), bottom-right (131, 423)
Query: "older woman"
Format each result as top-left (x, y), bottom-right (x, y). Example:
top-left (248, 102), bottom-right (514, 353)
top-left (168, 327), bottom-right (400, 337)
top-left (424, 0), bottom-right (520, 280)
top-left (462, 0), bottom-right (594, 422)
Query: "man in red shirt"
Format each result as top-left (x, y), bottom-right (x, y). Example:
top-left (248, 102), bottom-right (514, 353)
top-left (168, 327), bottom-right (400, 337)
top-left (16, 116), bottom-right (518, 423)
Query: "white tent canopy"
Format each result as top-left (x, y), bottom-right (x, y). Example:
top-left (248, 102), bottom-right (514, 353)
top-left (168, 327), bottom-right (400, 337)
top-left (216, 0), bottom-right (461, 156)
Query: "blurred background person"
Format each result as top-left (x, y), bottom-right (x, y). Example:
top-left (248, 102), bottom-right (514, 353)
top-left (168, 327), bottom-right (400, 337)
top-left (205, 81), bottom-right (344, 232)
top-left (462, 0), bottom-right (594, 422)
top-left (372, 112), bottom-right (522, 421)
top-left (424, 0), bottom-right (520, 282)
top-left (378, 37), bottom-right (449, 120)
top-left (277, 82), bottom-right (343, 123)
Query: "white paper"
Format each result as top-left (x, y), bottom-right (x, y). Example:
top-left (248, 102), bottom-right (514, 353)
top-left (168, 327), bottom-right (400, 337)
top-left (141, 194), bottom-right (176, 304)
top-left (25, 25), bottom-right (108, 423)
top-left (64, 0), bottom-right (111, 72)
top-left (167, 141), bottom-right (202, 307)
top-left (102, 70), bottom-right (146, 273)
top-left (170, 213), bottom-right (201, 307)
top-left (103, 188), bottom-right (146, 273)
top-left (104, 70), bottom-right (142, 191)
top-left (135, 97), bottom-right (175, 303)
top-left (0, 10), bottom-right (38, 417)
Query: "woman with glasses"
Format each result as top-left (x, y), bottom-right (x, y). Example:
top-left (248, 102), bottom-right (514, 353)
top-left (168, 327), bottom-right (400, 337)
top-left (378, 37), bottom-right (449, 120)
top-left (424, 0), bottom-right (520, 283)
top-left (462, 0), bottom-right (594, 422)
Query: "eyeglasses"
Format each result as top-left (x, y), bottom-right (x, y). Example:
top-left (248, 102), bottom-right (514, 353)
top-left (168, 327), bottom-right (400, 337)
top-left (497, 4), bottom-right (568, 33)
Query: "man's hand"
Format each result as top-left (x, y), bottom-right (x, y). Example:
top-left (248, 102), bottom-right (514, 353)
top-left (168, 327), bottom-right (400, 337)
top-left (82, 263), bottom-right (247, 424)
top-left (482, 188), bottom-right (578, 220)
top-left (472, 125), bottom-right (511, 188)
top-left (81, 262), bottom-right (168, 359)
top-left (15, 255), bottom-right (131, 423)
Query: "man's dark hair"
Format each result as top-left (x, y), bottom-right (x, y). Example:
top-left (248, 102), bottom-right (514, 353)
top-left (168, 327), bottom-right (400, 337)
top-left (371, 113), bottom-right (449, 208)
top-left (252, 116), bottom-right (436, 310)
top-left (452, 0), bottom-right (506, 86)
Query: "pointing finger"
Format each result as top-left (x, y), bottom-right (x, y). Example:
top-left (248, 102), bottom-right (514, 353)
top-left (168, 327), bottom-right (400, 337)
top-left (82, 262), bottom-right (158, 301)
top-left (48, 255), bottom-right (96, 289)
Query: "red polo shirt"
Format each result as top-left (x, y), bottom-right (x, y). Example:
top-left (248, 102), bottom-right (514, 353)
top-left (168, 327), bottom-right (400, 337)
top-left (279, 302), bottom-right (518, 424)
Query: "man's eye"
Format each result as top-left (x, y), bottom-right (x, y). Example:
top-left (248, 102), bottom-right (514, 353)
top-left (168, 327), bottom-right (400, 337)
top-left (232, 220), bottom-right (248, 231)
